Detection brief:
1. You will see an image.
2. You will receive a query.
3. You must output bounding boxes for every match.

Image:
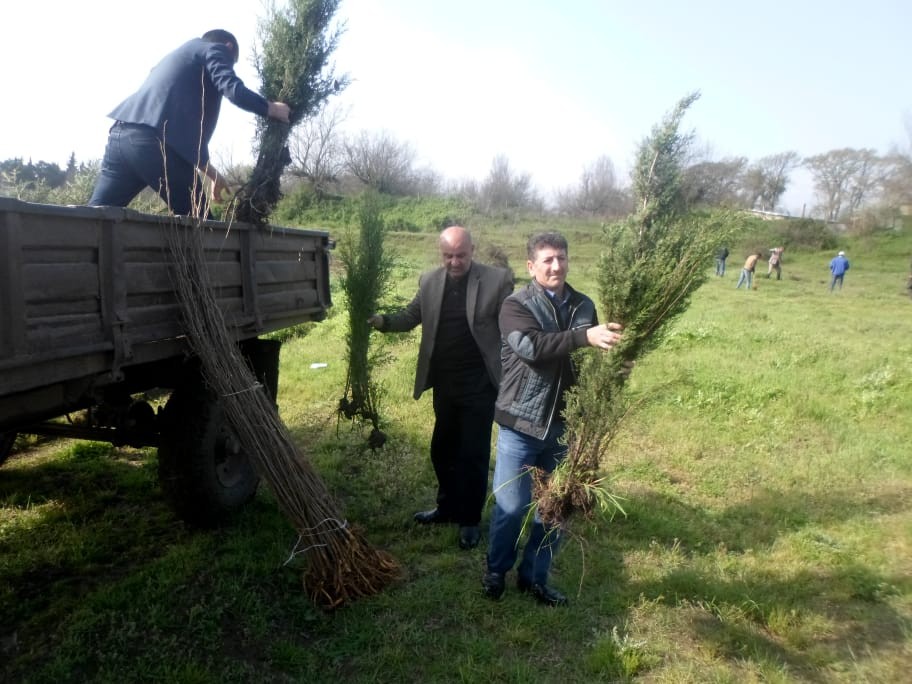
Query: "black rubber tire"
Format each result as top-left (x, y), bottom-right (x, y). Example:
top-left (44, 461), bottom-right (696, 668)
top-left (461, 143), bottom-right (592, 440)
top-left (0, 432), bottom-right (16, 468)
top-left (158, 383), bottom-right (259, 527)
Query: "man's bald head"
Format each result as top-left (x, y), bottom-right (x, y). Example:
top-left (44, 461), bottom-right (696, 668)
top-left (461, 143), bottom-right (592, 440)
top-left (439, 225), bottom-right (474, 279)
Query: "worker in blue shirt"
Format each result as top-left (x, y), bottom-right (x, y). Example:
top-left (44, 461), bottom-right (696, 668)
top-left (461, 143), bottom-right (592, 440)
top-left (829, 251), bottom-right (850, 291)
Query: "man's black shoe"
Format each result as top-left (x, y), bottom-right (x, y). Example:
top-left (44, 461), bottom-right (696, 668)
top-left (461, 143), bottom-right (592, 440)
top-left (482, 571), bottom-right (505, 600)
top-left (413, 508), bottom-right (454, 524)
top-left (458, 526), bottom-right (480, 549)
top-left (517, 577), bottom-right (568, 607)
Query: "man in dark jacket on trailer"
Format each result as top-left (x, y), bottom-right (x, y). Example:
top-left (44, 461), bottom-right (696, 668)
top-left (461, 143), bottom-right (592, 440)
top-left (89, 30), bottom-right (291, 216)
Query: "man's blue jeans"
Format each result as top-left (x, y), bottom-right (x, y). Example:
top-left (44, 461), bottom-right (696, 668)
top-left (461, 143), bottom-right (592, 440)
top-left (735, 268), bottom-right (753, 289)
top-left (486, 423), bottom-right (566, 585)
top-left (88, 122), bottom-right (203, 216)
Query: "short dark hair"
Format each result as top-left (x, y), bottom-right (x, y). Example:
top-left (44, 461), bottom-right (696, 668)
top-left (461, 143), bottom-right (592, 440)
top-left (527, 232), bottom-right (568, 261)
top-left (202, 29), bottom-right (239, 62)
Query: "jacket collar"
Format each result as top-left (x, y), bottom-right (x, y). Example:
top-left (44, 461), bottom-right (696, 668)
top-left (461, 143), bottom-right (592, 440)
top-left (528, 277), bottom-right (580, 303)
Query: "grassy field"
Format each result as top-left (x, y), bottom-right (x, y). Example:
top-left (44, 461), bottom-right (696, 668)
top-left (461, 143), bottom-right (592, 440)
top-left (1, 221), bottom-right (910, 683)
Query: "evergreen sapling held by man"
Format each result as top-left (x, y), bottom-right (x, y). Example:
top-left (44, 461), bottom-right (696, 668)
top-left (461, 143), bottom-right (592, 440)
top-left (536, 92), bottom-right (741, 526)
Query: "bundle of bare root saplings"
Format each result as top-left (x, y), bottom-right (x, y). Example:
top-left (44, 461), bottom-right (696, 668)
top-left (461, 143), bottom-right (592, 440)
top-left (165, 220), bottom-right (399, 609)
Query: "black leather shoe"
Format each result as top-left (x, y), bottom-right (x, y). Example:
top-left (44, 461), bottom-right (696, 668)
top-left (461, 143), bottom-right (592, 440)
top-left (413, 508), bottom-right (454, 525)
top-left (482, 571), bottom-right (505, 600)
top-left (458, 526), bottom-right (480, 550)
top-left (517, 577), bottom-right (568, 607)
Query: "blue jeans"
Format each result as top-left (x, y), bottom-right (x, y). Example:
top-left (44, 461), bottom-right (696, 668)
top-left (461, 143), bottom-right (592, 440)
top-left (88, 122), bottom-right (204, 216)
top-left (486, 423), bottom-right (566, 585)
top-left (829, 274), bottom-right (844, 291)
top-left (715, 258), bottom-right (726, 276)
top-left (735, 268), bottom-right (753, 289)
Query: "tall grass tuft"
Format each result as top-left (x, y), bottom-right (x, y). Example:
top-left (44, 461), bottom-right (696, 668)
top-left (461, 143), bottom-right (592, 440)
top-left (337, 192), bottom-right (395, 447)
top-left (536, 92), bottom-right (742, 525)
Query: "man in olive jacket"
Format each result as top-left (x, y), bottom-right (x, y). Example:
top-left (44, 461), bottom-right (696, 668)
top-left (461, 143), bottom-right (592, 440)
top-left (369, 226), bottom-right (513, 549)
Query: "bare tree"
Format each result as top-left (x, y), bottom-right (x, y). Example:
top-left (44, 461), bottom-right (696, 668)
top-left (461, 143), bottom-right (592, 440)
top-left (881, 147), bottom-right (912, 210)
top-left (446, 177), bottom-right (480, 203)
top-left (211, 151), bottom-right (254, 191)
top-left (679, 156), bottom-right (748, 208)
top-left (740, 166), bottom-right (766, 211)
top-left (742, 151), bottom-right (799, 211)
top-left (342, 130), bottom-right (417, 195)
top-left (557, 155), bottom-right (630, 216)
top-left (804, 148), bottom-right (881, 220)
top-left (478, 155), bottom-right (541, 214)
top-left (410, 166), bottom-right (443, 197)
top-left (288, 104), bottom-right (347, 197)
top-left (878, 117), bottom-right (912, 210)
top-left (845, 149), bottom-right (886, 215)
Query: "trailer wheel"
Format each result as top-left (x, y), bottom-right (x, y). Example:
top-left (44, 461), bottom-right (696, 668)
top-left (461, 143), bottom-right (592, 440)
top-left (0, 433), bottom-right (16, 467)
top-left (158, 384), bottom-right (259, 526)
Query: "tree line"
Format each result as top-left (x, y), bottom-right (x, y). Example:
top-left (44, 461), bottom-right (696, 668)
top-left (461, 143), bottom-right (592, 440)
top-left (3, 113), bottom-right (911, 222)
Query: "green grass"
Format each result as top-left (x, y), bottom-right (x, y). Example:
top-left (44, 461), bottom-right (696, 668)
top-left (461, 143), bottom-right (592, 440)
top-left (2, 221), bottom-right (911, 683)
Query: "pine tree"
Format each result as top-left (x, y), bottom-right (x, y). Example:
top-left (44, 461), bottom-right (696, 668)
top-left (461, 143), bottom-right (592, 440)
top-left (337, 192), bottom-right (394, 448)
top-left (234, 0), bottom-right (347, 225)
top-left (536, 92), bottom-right (742, 525)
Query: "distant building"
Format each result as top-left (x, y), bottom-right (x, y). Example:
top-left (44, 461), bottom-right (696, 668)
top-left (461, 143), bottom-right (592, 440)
top-left (746, 208), bottom-right (792, 220)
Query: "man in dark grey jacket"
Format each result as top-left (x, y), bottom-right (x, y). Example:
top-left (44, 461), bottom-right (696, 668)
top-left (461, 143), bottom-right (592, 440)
top-left (89, 30), bottom-right (291, 216)
top-left (369, 226), bottom-right (513, 549)
top-left (482, 231), bottom-right (623, 606)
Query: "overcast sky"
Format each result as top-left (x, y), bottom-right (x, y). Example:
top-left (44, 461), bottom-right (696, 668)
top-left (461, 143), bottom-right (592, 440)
top-left (2, 0), bottom-right (909, 213)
